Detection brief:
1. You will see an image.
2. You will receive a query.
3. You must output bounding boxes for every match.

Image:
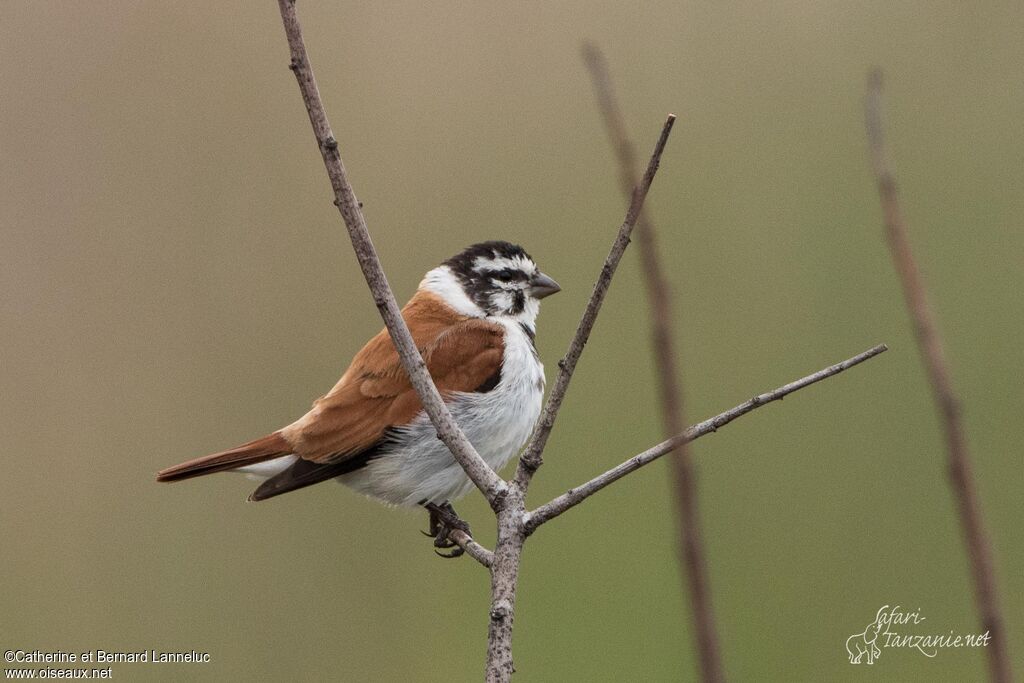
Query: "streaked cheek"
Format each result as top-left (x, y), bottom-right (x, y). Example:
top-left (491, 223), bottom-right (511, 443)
top-left (491, 291), bottom-right (513, 311)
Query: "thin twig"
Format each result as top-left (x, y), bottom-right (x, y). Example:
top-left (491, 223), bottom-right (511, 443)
top-left (513, 113), bottom-right (677, 492)
top-left (582, 43), bottom-right (724, 683)
top-left (449, 529), bottom-right (494, 568)
top-left (524, 344), bottom-right (888, 532)
top-left (491, 116), bottom-right (677, 682)
top-left (865, 70), bottom-right (1011, 683)
top-left (274, 0), bottom-right (506, 507)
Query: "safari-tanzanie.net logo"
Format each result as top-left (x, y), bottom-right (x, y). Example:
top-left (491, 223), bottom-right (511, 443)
top-left (845, 605), bottom-right (990, 665)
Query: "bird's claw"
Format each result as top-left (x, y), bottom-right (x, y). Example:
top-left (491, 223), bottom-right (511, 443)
top-left (422, 502), bottom-right (471, 559)
top-left (432, 532), bottom-right (464, 558)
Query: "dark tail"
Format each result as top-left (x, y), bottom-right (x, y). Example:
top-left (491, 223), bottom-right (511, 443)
top-left (248, 448), bottom-right (379, 501)
top-left (157, 432), bottom-right (293, 482)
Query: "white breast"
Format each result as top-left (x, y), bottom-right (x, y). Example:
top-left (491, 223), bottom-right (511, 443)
top-left (337, 318), bottom-right (545, 506)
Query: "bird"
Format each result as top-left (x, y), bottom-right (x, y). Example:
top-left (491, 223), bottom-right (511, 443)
top-left (157, 241), bottom-right (560, 556)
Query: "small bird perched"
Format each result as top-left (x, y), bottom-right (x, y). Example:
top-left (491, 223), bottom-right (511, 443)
top-left (157, 241), bottom-right (560, 555)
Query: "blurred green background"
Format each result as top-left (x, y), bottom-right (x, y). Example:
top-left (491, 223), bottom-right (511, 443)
top-left (1, 2), bottom-right (1020, 681)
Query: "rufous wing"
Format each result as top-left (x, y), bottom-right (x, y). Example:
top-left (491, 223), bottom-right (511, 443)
top-left (280, 290), bottom-right (505, 465)
top-left (157, 290), bottom-right (504, 499)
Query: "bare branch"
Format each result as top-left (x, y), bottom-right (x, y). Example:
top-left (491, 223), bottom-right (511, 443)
top-left (485, 504), bottom-right (526, 682)
top-left (267, 8), bottom-right (893, 681)
top-left (274, 0), bottom-right (506, 506)
top-left (448, 529), bottom-right (494, 568)
top-left (524, 344), bottom-right (888, 532)
top-left (513, 113), bottom-right (677, 491)
top-left (582, 42), bottom-right (724, 683)
top-left (491, 115), bottom-right (675, 682)
top-left (865, 70), bottom-right (1012, 683)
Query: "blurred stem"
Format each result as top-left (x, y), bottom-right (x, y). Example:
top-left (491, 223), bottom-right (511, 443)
top-left (496, 114), bottom-right (676, 682)
top-left (581, 43), bottom-right (724, 683)
top-left (865, 69), bottom-right (1012, 683)
top-left (513, 115), bottom-right (676, 493)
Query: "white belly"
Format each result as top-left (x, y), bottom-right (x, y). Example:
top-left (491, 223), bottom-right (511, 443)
top-left (338, 318), bottom-right (544, 506)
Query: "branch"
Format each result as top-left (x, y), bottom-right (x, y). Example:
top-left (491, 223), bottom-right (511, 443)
top-left (275, 0), bottom-right (506, 506)
top-left (513, 113), bottom-right (677, 491)
top-left (449, 529), bottom-right (494, 568)
top-left (524, 344), bottom-right (888, 532)
top-left (485, 506), bottom-right (525, 683)
top-left (490, 116), bottom-right (677, 683)
top-left (582, 42), bottom-right (724, 683)
top-left (865, 70), bottom-right (1012, 683)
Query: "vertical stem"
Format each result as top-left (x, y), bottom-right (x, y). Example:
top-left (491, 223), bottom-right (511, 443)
top-left (865, 69), bottom-right (1012, 683)
top-left (486, 498), bottom-right (526, 682)
top-left (514, 115), bottom-right (676, 490)
top-left (582, 43), bottom-right (724, 682)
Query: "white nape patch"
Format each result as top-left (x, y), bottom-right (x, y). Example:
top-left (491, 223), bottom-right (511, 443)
top-left (235, 454), bottom-right (297, 481)
top-left (473, 254), bottom-right (537, 276)
top-left (420, 266), bottom-right (485, 318)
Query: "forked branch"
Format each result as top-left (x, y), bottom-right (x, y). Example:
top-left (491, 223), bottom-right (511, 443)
top-left (269, 5), bottom-right (891, 680)
top-left (489, 114), bottom-right (676, 682)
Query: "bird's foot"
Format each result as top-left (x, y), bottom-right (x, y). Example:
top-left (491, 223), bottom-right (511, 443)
top-left (422, 502), bottom-right (471, 559)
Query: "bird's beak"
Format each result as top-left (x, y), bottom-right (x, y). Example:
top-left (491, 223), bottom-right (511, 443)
top-left (530, 272), bottom-right (561, 299)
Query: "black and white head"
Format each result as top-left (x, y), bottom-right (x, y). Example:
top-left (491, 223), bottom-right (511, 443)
top-left (421, 241), bottom-right (560, 328)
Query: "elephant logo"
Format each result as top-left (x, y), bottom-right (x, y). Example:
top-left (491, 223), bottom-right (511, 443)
top-left (846, 606), bottom-right (888, 665)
